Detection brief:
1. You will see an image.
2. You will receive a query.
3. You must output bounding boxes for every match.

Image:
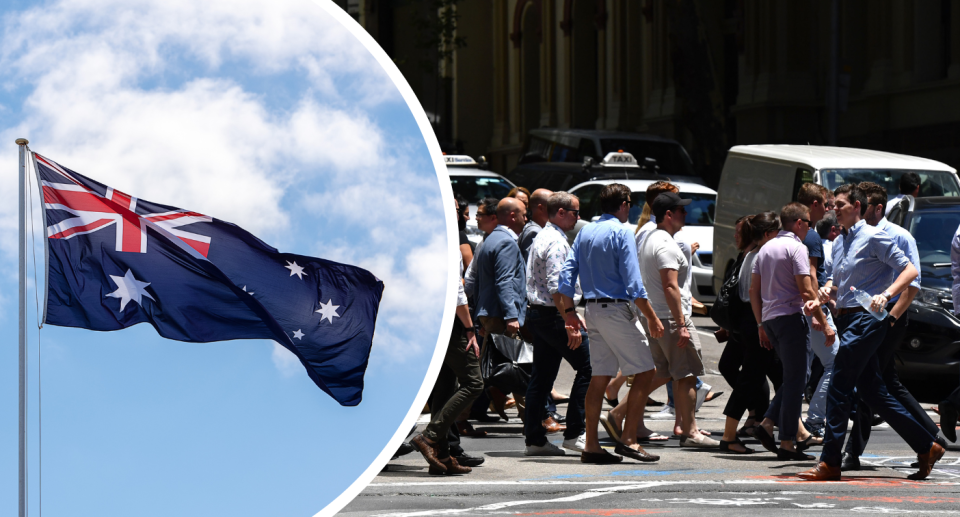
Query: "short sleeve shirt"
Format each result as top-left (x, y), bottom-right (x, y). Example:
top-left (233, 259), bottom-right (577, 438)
top-left (638, 229), bottom-right (689, 318)
top-left (803, 229), bottom-right (826, 287)
top-left (752, 231), bottom-right (810, 321)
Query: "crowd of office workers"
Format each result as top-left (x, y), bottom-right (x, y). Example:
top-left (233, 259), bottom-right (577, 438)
top-left (402, 174), bottom-right (960, 481)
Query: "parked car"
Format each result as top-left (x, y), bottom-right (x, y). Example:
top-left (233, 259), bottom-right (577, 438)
top-left (568, 175), bottom-right (718, 303)
top-left (713, 145), bottom-right (960, 294)
top-left (887, 196), bottom-right (960, 391)
top-left (446, 155), bottom-right (517, 245)
top-left (506, 129), bottom-right (702, 193)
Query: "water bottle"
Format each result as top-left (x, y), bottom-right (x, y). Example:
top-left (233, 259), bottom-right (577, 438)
top-left (850, 287), bottom-right (888, 320)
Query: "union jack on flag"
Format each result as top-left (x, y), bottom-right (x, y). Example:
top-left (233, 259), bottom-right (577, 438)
top-left (35, 153), bottom-right (384, 406)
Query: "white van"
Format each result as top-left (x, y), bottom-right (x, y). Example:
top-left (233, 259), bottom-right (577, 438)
top-left (713, 145), bottom-right (960, 292)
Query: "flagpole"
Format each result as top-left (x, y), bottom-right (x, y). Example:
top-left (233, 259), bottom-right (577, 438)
top-left (17, 137), bottom-right (28, 517)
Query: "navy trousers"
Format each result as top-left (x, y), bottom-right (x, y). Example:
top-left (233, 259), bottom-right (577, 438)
top-left (820, 311), bottom-right (935, 467)
top-left (523, 305), bottom-right (592, 446)
top-left (762, 312), bottom-right (809, 441)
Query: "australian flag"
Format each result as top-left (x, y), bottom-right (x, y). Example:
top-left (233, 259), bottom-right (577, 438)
top-left (34, 153), bottom-right (384, 406)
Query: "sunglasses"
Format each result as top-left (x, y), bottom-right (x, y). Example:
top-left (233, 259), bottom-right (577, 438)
top-left (797, 218), bottom-right (811, 226)
top-left (564, 209), bottom-right (580, 217)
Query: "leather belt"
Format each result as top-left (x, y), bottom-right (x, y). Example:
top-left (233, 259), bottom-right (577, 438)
top-left (587, 297), bottom-right (629, 304)
top-left (528, 304), bottom-right (558, 313)
top-left (837, 306), bottom-right (867, 316)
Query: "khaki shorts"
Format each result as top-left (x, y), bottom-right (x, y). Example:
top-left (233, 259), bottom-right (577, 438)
top-left (584, 301), bottom-right (655, 377)
top-left (641, 318), bottom-right (704, 380)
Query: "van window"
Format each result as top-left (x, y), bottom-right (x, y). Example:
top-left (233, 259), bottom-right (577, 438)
top-left (791, 169), bottom-right (815, 201)
top-left (821, 169), bottom-right (960, 198)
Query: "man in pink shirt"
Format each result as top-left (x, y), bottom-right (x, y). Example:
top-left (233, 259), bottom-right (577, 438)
top-left (750, 202), bottom-right (835, 460)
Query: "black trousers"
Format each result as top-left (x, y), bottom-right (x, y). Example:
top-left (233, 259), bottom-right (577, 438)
top-left (722, 313), bottom-right (781, 421)
top-left (845, 311), bottom-right (940, 457)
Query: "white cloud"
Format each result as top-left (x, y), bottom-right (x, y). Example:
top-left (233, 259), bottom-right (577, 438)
top-left (0, 0), bottom-right (449, 376)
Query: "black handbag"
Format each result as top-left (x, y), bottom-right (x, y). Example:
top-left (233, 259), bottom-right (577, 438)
top-left (480, 333), bottom-right (534, 395)
top-left (710, 253), bottom-right (745, 330)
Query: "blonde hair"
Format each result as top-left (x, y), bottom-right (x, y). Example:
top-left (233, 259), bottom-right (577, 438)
top-left (636, 181), bottom-right (679, 233)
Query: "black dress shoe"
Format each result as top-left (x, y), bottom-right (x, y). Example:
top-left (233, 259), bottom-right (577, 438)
top-left (871, 414), bottom-right (885, 426)
top-left (391, 441), bottom-right (415, 460)
top-left (777, 448), bottom-right (815, 461)
top-left (646, 397), bottom-right (664, 407)
top-left (469, 411), bottom-right (501, 423)
top-left (840, 452), bottom-right (861, 471)
top-left (754, 426), bottom-right (778, 454)
top-left (453, 452), bottom-right (485, 467)
top-left (548, 411), bottom-right (567, 424)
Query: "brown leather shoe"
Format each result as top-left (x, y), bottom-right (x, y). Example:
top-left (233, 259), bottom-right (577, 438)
top-left (410, 434), bottom-right (446, 472)
top-left (429, 456), bottom-right (472, 476)
top-left (797, 462), bottom-right (841, 481)
top-left (614, 442), bottom-right (659, 462)
top-left (909, 442), bottom-right (946, 480)
top-left (542, 416), bottom-right (566, 435)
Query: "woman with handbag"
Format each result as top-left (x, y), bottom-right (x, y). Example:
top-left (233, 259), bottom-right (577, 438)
top-left (717, 213), bottom-right (785, 453)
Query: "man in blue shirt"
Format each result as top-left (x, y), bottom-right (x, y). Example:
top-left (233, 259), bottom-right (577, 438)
top-left (558, 184), bottom-right (664, 464)
top-left (799, 184), bottom-right (943, 481)
top-left (842, 182), bottom-right (944, 470)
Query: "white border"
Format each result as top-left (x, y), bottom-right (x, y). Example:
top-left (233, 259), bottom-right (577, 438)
top-left (309, 1), bottom-right (458, 516)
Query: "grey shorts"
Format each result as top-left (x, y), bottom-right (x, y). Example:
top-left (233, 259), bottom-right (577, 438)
top-left (584, 301), bottom-right (655, 377)
top-left (642, 318), bottom-right (704, 380)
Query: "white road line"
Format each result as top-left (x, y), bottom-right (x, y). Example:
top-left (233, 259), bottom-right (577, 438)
top-left (368, 479), bottom-right (960, 517)
top-left (368, 479), bottom-right (960, 488)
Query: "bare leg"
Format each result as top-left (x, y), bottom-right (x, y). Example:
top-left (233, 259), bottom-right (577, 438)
top-left (621, 369), bottom-right (656, 448)
top-left (584, 375), bottom-right (612, 454)
top-left (605, 372), bottom-right (627, 401)
top-left (721, 417), bottom-right (749, 453)
top-left (675, 377), bottom-right (699, 437)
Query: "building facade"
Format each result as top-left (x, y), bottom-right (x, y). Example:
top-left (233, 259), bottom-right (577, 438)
top-left (349, 0), bottom-right (960, 186)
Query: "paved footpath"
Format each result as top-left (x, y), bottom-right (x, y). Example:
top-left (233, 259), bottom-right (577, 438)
top-left (345, 316), bottom-right (960, 516)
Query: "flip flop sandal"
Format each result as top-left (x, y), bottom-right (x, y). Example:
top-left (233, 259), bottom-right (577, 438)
top-left (636, 432), bottom-right (670, 442)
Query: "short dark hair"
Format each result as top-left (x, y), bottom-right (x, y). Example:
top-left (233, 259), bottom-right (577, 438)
top-left (900, 172), bottom-right (921, 195)
top-left (858, 181), bottom-right (887, 209)
top-left (816, 211), bottom-right (838, 238)
top-left (834, 183), bottom-right (868, 216)
top-left (547, 192), bottom-right (578, 217)
top-left (749, 211), bottom-right (780, 242)
top-left (599, 183), bottom-right (632, 214)
top-left (478, 197), bottom-right (498, 216)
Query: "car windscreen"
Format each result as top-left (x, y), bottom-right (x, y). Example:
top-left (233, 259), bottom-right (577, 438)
top-left (450, 175), bottom-right (514, 204)
top-left (904, 208), bottom-right (960, 291)
top-left (600, 139), bottom-right (696, 176)
top-left (821, 169), bottom-right (960, 199)
top-left (629, 192), bottom-right (716, 227)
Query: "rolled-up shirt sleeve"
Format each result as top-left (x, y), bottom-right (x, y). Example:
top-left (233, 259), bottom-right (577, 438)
top-left (457, 252), bottom-right (469, 307)
top-left (872, 231), bottom-right (910, 273)
top-left (545, 240), bottom-right (565, 295)
top-left (618, 229), bottom-right (647, 300)
top-left (903, 235), bottom-right (922, 290)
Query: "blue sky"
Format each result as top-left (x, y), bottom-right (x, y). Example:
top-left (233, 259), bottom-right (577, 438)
top-left (0, 0), bottom-right (451, 515)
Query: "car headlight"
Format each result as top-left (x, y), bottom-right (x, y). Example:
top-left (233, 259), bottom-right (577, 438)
top-left (912, 287), bottom-right (952, 310)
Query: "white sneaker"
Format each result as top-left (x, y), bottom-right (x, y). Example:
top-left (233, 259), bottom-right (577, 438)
top-left (695, 383), bottom-right (712, 412)
top-left (562, 433), bottom-right (586, 453)
top-left (650, 405), bottom-right (676, 420)
top-left (525, 441), bottom-right (566, 456)
top-left (680, 432), bottom-right (720, 448)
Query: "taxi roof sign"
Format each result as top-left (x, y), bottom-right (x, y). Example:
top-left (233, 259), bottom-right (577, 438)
top-left (444, 155), bottom-right (479, 166)
top-left (600, 151), bottom-right (640, 167)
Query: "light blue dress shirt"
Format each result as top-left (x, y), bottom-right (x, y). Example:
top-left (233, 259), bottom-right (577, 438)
top-left (831, 219), bottom-right (912, 309)
top-left (875, 217), bottom-right (921, 301)
top-left (559, 214), bottom-right (648, 301)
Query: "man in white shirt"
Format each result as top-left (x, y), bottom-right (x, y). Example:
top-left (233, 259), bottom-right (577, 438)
top-left (522, 192), bottom-right (592, 455)
top-left (638, 192), bottom-right (717, 448)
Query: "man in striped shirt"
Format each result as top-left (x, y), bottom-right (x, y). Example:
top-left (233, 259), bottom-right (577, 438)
top-left (799, 183), bottom-right (942, 481)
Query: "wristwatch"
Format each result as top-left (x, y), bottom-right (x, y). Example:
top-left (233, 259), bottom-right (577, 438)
top-left (881, 290), bottom-right (893, 300)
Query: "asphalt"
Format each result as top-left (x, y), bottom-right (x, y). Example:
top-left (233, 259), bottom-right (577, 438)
top-left (344, 316), bottom-right (960, 516)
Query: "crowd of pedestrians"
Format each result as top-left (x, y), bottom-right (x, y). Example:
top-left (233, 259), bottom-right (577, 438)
top-left (404, 180), bottom-right (958, 480)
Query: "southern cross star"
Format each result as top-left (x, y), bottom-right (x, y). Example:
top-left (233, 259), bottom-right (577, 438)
top-left (285, 260), bottom-right (306, 280)
top-left (315, 299), bottom-right (341, 324)
top-left (106, 269), bottom-right (156, 312)
top-left (292, 329), bottom-right (305, 340)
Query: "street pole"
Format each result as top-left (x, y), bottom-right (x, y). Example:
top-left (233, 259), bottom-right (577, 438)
top-left (17, 137), bottom-right (28, 517)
